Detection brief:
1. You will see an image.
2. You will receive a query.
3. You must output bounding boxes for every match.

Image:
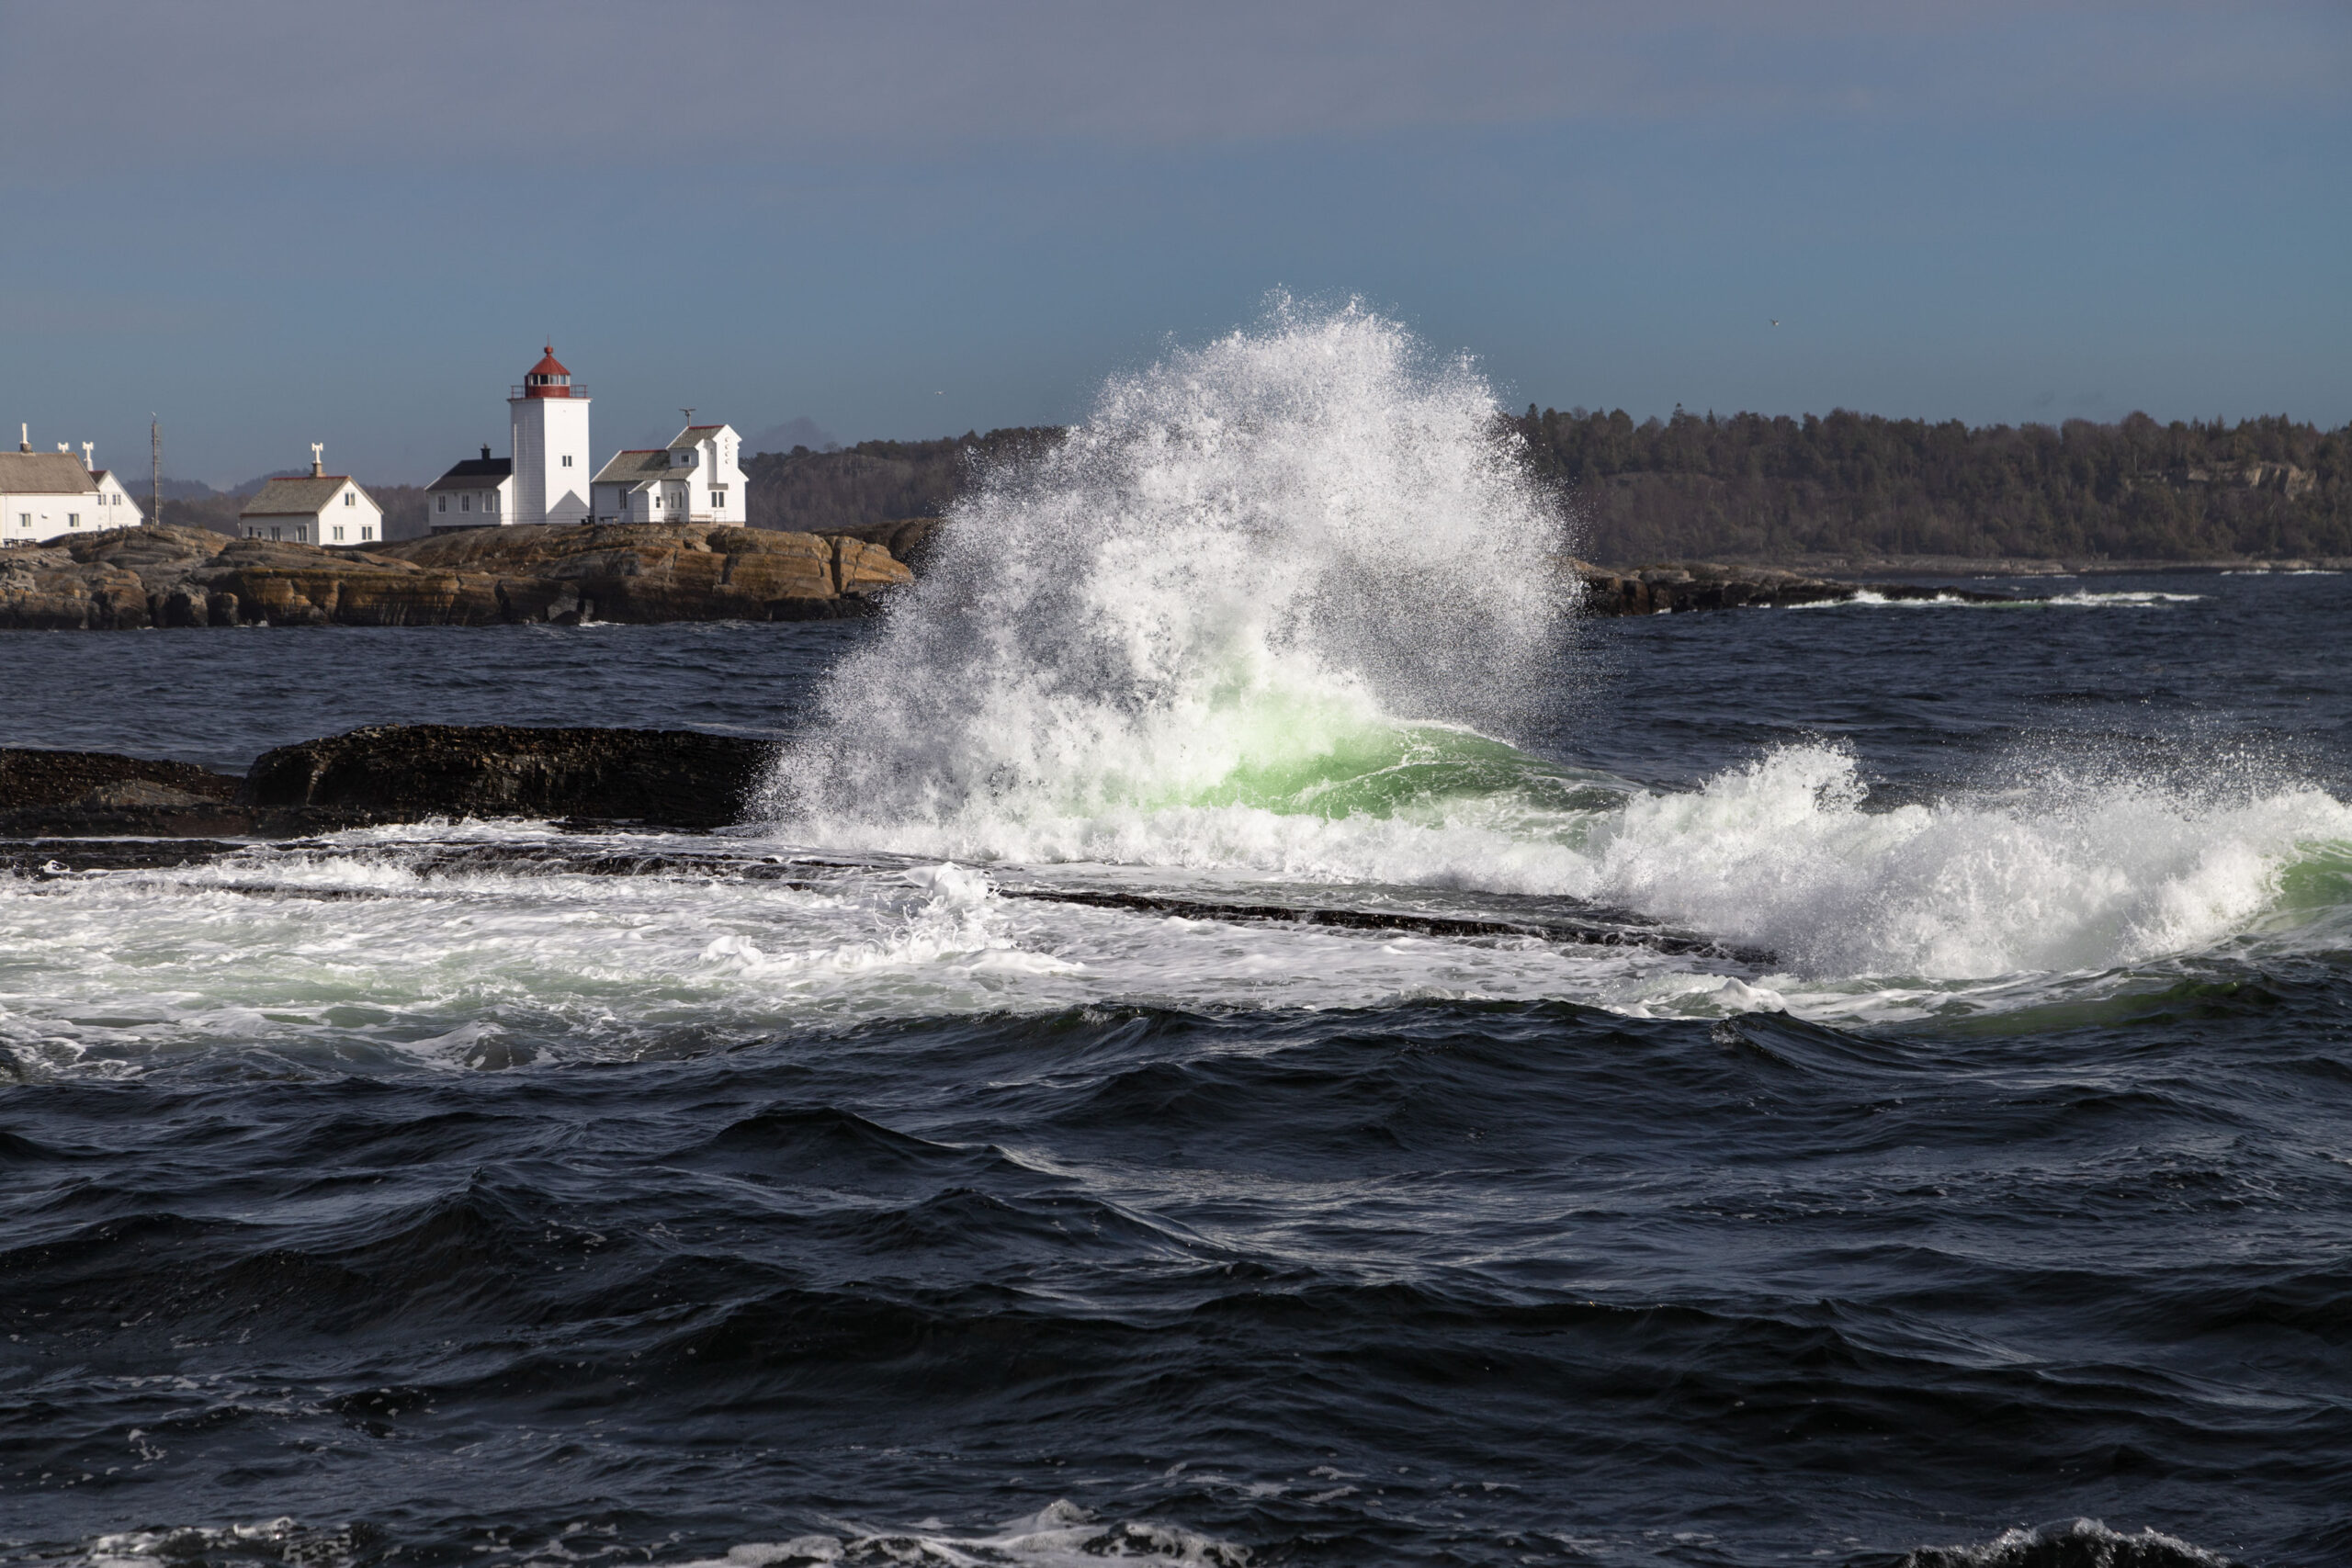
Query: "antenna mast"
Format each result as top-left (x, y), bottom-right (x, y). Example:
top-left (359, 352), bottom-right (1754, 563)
top-left (151, 417), bottom-right (161, 528)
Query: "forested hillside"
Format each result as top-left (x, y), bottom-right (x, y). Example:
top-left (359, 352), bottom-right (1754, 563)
top-left (741, 428), bottom-right (1061, 535)
top-left (740, 411), bottom-right (2351, 565)
top-left (1515, 408), bottom-right (2350, 563)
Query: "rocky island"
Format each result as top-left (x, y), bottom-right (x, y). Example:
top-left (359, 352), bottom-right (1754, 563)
top-left (0, 522), bottom-right (911, 630)
top-left (2, 518), bottom-right (2024, 630)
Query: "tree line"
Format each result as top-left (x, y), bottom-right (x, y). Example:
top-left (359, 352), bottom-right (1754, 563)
top-left (1512, 407), bottom-right (2351, 563)
top-left (739, 410), bottom-right (2351, 564)
top-left (741, 429), bottom-right (1062, 536)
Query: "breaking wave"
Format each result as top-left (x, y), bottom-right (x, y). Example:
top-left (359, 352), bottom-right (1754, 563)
top-left (752, 305), bottom-right (2352, 991)
top-left (762, 299), bottom-right (1572, 845)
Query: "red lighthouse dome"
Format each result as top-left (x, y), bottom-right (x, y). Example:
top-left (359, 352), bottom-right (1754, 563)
top-left (522, 345), bottom-right (574, 399)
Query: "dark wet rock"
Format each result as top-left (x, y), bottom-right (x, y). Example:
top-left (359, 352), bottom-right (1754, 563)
top-left (0, 748), bottom-right (243, 808)
top-left (1565, 557), bottom-right (2026, 615)
top-left (0, 750), bottom-right (265, 841)
top-left (241, 724), bottom-right (775, 830)
top-left (1, 728), bottom-right (775, 840)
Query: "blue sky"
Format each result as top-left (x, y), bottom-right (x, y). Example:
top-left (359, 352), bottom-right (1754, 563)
top-left (2, 1), bottom-right (2345, 486)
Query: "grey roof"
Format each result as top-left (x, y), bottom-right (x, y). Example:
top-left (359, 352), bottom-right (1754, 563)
top-left (243, 475), bottom-right (370, 517)
top-left (0, 452), bottom-right (96, 494)
top-left (667, 423), bottom-right (735, 449)
top-left (427, 457), bottom-right (513, 491)
top-left (592, 449), bottom-right (674, 487)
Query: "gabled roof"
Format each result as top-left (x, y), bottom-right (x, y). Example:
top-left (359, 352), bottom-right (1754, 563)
top-left (592, 448), bottom-right (676, 487)
top-left (0, 452), bottom-right (96, 494)
top-left (243, 475), bottom-right (369, 517)
top-left (667, 423), bottom-right (735, 448)
top-left (428, 457), bottom-right (514, 491)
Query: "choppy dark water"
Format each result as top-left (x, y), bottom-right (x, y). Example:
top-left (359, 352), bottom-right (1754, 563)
top-left (5, 572), bottom-right (2351, 1568)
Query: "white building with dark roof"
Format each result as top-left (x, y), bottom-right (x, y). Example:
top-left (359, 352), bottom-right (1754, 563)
top-left (426, 445), bottom-right (514, 530)
top-left (591, 423), bottom-right (746, 525)
top-left (240, 446), bottom-right (383, 546)
top-left (1, 429), bottom-right (144, 545)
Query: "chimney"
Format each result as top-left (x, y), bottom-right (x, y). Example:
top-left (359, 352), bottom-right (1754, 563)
top-left (481, 444), bottom-right (492, 460)
top-left (17, 423), bottom-right (28, 453)
top-left (310, 443), bottom-right (324, 479)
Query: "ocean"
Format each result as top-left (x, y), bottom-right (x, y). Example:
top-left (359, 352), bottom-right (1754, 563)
top-left (5, 312), bottom-right (2349, 1568)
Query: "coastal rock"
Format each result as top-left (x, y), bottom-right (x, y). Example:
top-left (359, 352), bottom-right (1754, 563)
top-left (0, 747), bottom-right (258, 840)
top-left (0, 521), bottom-right (911, 630)
top-left (241, 724), bottom-right (775, 829)
top-left (3, 728), bottom-right (775, 838)
top-left (1564, 557), bottom-right (2019, 615)
top-left (0, 748), bottom-right (243, 807)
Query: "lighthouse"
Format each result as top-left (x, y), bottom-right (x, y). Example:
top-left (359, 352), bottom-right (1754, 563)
top-left (509, 346), bottom-right (592, 525)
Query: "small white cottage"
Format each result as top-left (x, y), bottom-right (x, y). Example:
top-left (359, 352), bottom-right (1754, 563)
top-left (0, 430), bottom-right (145, 545)
top-left (425, 445), bottom-right (515, 530)
top-left (591, 423), bottom-right (747, 525)
top-left (241, 446), bottom-right (384, 547)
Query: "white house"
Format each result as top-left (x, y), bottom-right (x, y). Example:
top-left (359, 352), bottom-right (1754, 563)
top-left (512, 345), bottom-right (591, 525)
top-left (240, 446), bottom-right (384, 546)
top-left (425, 445), bottom-right (514, 530)
top-left (591, 423), bottom-right (747, 525)
top-left (1, 429), bottom-right (145, 545)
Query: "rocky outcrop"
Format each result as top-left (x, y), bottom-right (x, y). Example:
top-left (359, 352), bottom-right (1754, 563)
top-left (0, 747), bottom-right (298, 839)
top-left (240, 725), bottom-right (773, 830)
top-left (1565, 558), bottom-right (2019, 615)
top-left (0, 748), bottom-right (243, 807)
top-left (0, 522), bottom-right (912, 630)
top-left (1, 727), bottom-right (776, 838)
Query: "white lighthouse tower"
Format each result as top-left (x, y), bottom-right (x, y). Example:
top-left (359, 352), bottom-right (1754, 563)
top-left (509, 345), bottom-right (592, 525)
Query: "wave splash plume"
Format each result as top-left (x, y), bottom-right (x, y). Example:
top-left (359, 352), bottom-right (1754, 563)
top-left (763, 299), bottom-right (1570, 854)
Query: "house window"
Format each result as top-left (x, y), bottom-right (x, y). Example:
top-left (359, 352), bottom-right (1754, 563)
top-left (462, 494), bottom-right (472, 512)
top-left (16, 514), bottom-right (26, 528)
top-left (344, 492), bottom-right (355, 507)
top-left (437, 495), bottom-right (447, 513)
top-left (561, 455), bottom-right (572, 467)
top-left (296, 525), bottom-right (308, 542)
top-left (361, 526), bottom-right (374, 541)
top-left (270, 526), bottom-right (281, 541)
top-left (710, 491), bottom-right (722, 507)
top-left (69, 513), bottom-right (81, 527)
top-left (334, 525), bottom-right (345, 542)
top-left (487, 492), bottom-right (498, 512)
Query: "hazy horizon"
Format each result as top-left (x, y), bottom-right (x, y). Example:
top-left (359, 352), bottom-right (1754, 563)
top-left (4, 0), bottom-right (2346, 487)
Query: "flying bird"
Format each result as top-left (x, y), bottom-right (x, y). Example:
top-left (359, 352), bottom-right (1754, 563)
top-left (1770, 319), bottom-right (1781, 327)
